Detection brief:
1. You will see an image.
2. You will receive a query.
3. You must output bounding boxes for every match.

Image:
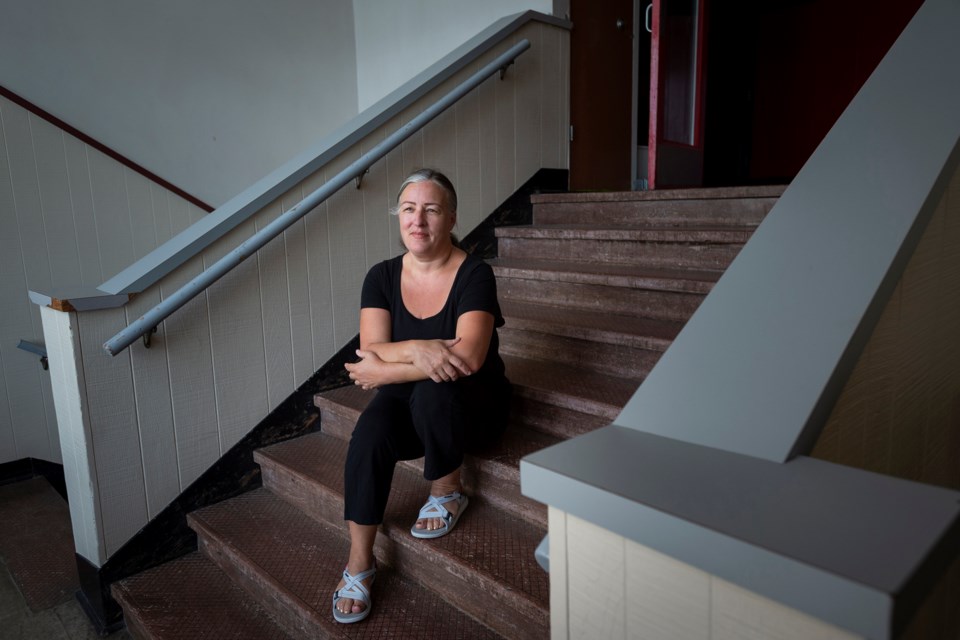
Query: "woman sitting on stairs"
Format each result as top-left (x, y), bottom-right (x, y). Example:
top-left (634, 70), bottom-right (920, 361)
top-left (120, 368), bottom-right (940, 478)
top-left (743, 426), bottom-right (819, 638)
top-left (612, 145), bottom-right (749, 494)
top-left (334, 168), bottom-right (512, 623)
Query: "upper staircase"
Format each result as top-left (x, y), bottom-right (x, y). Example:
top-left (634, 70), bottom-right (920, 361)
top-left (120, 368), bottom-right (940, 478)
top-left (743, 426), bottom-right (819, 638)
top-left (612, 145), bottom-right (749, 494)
top-left (112, 185), bottom-right (784, 638)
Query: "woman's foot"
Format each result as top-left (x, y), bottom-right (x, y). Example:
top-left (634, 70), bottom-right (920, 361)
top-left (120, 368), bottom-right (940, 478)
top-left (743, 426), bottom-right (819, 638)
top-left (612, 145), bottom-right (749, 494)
top-left (332, 561), bottom-right (376, 622)
top-left (414, 471), bottom-right (463, 533)
top-left (334, 522), bottom-right (378, 623)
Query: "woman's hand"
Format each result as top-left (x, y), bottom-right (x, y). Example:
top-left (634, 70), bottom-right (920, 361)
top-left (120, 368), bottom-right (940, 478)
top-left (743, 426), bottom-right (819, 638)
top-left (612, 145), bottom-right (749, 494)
top-left (409, 337), bottom-right (472, 383)
top-left (345, 349), bottom-right (388, 390)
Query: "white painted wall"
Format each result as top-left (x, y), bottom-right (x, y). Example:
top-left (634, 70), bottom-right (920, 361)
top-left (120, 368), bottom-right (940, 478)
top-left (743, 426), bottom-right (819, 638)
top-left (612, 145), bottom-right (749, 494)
top-left (352, 0), bottom-right (553, 111)
top-left (550, 509), bottom-right (862, 640)
top-left (0, 95), bottom-right (208, 467)
top-left (0, 0), bottom-right (359, 208)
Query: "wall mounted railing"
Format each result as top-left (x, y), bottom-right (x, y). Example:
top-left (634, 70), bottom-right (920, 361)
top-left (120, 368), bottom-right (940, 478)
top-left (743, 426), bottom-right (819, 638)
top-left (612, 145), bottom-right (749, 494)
top-left (102, 39), bottom-right (530, 356)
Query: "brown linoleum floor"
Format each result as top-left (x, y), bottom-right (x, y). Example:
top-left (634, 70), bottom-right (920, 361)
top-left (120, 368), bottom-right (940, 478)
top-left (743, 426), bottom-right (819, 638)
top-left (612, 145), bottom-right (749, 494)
top-left (0, 477), bottom-right (132, 640)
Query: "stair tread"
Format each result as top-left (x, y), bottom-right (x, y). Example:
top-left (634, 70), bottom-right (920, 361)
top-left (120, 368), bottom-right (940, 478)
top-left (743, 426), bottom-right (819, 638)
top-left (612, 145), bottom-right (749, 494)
top-left (255, 434), bottom-right (550, 614)
top-left (491, 256), bottom-right (720, 292)
top-left (190, 487), bottom-right (503, 639)
top-left (503, 354), bottom-right (638, 419)
top-left (112, 552), bottom-right (295, 640)
top-left (500, 298), bottom-right (682, 350)
top-left (530, 185), bottom-right (786, 203)
top-left (496, 224), bottom-right (755, 241)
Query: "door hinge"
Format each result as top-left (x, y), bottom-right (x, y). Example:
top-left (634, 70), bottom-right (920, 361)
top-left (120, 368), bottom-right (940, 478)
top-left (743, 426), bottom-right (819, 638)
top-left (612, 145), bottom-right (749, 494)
top-left (569, 125), bottom-right (574, 142)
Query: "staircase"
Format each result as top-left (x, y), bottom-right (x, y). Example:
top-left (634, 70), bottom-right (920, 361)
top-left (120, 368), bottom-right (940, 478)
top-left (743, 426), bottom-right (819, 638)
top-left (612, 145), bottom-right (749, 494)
top-left (112, 186), bottom-right (783, 638)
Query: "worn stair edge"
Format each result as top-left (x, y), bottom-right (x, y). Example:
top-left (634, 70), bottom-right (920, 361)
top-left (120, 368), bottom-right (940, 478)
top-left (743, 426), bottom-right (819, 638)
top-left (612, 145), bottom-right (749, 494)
top-left (112, 552), bottom-right (295, 640)
top-left (500, 299), bottom-right (682, 351)
top-left (497, 276), bottom-right (707, 322)
top-left (189, 488), bottom-right (504, 639)
top-left (498, 236), bottom-right (745, 271)
top-left (509, 395), bottom-right (610, 440)
top-left (495, 224), bottom-right (756, 242)
top-left (254, 435), bottom-right (549, 639)
top-left (530, 185), bottom-right (787, 203)
top-left (530, 196), bottom-right (779, 226)
top-left (499, 326), bottom-right (660, 379)
top-left (491, 256), bottom-right (720, 293)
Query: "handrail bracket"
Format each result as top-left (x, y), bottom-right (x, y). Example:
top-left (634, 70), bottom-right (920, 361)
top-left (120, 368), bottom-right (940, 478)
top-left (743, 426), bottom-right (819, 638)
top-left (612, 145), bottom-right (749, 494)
top-left (143, 326), bottom-right (158, 349)
top-left (355, 169), bottom-right (369, 189)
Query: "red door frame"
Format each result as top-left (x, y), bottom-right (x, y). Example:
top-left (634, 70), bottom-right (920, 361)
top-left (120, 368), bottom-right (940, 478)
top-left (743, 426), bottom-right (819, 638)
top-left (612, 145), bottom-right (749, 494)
top-left (648, 0), bottom-right (709, 190)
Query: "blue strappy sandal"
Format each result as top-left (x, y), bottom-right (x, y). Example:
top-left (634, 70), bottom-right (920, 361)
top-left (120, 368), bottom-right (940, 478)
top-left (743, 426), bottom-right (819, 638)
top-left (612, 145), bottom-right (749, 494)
top-left (332, 565), bottom-right (376, 623)
top-left (410, 492), bottom-right (469, 539)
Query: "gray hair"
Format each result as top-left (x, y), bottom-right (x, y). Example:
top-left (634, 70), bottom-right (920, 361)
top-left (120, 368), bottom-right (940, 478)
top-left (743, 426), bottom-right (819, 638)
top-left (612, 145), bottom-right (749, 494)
top-left (391, 168), bottom-right (460, 248)
top-left (391, 168), bottom-right (458, 215)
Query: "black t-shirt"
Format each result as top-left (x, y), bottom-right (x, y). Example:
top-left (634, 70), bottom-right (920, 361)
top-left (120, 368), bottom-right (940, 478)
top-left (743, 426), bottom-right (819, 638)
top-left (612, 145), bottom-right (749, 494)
top-left (360, 253), bottom-right (506, 380)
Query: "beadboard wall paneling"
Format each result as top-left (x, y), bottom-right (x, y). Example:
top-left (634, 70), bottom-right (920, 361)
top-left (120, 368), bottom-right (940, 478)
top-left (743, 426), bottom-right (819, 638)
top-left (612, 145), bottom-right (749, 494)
top-left (0, 94), bottom-right (206, 467)
top-left (125, 288), bottom-right (180, 516)
top-left (555, 512), bottom-right (861, 640)
top-left (76, 307), bottom-right (148, 556)
top-left (255, 195), bottom-right (296, 412)
top-left (50, 20), bottom-right (570, 560)
top-left (160, 256), bottom-right (219, 490)
top-left (813, 163), bottom-right (960, 491)
top-left (325, 145), bottom-right (368, 350)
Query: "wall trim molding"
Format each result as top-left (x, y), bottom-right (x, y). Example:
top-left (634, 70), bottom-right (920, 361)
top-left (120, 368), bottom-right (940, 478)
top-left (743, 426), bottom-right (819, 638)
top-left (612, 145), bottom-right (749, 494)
top-left (0, 85), bottom-right (214, 214)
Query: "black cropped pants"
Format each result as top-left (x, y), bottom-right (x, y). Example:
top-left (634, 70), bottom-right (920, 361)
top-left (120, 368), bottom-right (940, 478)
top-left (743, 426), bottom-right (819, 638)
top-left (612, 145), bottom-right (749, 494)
top-left (343, 375), bottom-right (511, 525)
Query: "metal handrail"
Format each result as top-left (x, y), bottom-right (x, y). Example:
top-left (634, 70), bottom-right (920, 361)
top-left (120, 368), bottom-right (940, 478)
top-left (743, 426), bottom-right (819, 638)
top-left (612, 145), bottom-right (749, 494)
top-left (104, 39), bottom-right (530, 356)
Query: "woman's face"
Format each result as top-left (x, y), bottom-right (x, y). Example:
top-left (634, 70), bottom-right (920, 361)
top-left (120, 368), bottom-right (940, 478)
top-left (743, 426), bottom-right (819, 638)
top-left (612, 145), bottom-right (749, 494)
top-left (397, 180), bottom-right (456, 257)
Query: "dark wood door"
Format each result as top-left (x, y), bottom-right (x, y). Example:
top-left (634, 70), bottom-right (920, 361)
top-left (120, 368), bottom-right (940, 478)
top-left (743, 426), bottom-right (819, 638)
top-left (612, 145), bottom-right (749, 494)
top-left (569, 0), bottom-right (634, 191)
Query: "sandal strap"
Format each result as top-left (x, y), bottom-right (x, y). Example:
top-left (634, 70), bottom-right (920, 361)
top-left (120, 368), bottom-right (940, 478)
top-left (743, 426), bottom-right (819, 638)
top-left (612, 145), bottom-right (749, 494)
top-left (417, 492), bottom-right (462, 523)
top-left (335, 566), bottom-right (376, 603)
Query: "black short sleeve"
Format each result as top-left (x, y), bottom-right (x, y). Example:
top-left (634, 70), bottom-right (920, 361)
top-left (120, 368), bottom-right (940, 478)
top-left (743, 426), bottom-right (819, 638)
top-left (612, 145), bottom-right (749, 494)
top-left (360, 260), bottom-right (393, 311)
top-left (456, 258), bottom-right (504, 328)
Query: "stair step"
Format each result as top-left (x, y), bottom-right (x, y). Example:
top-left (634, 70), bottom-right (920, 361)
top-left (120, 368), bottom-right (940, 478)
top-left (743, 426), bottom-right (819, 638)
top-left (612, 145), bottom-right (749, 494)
top-left (314, 385), bottom-right (556, 527)
top-left (500, 300), bottom-right (677, 378)
top-left (187, 488), bottom-right (503, 639)
top-left (492, 256), bottom-right (719, 292)
top-left (112, 552), bottom-right (294, 640)
top-left (499, 326), bottom-right (661, 379)
top-left (493, 257), bottom-right (714, 321)
top-left (530, 186), bottom-right (784, 226)
top-left (315, 354), bottom-right (633, 439)
top-left (497, 224), bottom-right (750, 269)
top-left (501, 299), bottom-right (682, 351)
top-left (254, 434), bottom-right (550, 639)
top-left (503, 354), bottom-right (637, 422)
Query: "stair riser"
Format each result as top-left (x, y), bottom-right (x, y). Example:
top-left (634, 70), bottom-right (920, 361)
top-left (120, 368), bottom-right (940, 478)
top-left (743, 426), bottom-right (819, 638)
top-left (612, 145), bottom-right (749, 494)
top-left (510, 396), bottom-right (612, 439)
top-left (260, 460), bottom-right (345, 530)
top-left (499, 237), bottom-right (744, 270)
top-left (498, 277), bottom-right (705, 321)
top-left (499, 327), bottom-right (661, 379)
top-left (194, 526), bottom-right (326, 639)
top-left (257, 453), bottom-right (547, 639)
top-left (532, 197), bottom-right (776, 226)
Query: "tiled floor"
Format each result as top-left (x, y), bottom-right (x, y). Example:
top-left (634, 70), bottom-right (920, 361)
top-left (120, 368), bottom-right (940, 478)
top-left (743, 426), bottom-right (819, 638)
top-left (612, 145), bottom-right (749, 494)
top-left (0, 477), bottom-right (132, 640)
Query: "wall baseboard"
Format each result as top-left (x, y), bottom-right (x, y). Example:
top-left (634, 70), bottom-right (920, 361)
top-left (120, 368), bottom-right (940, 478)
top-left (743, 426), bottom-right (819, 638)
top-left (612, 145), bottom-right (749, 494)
top-left (0, 458), bottom-right (68, 502)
